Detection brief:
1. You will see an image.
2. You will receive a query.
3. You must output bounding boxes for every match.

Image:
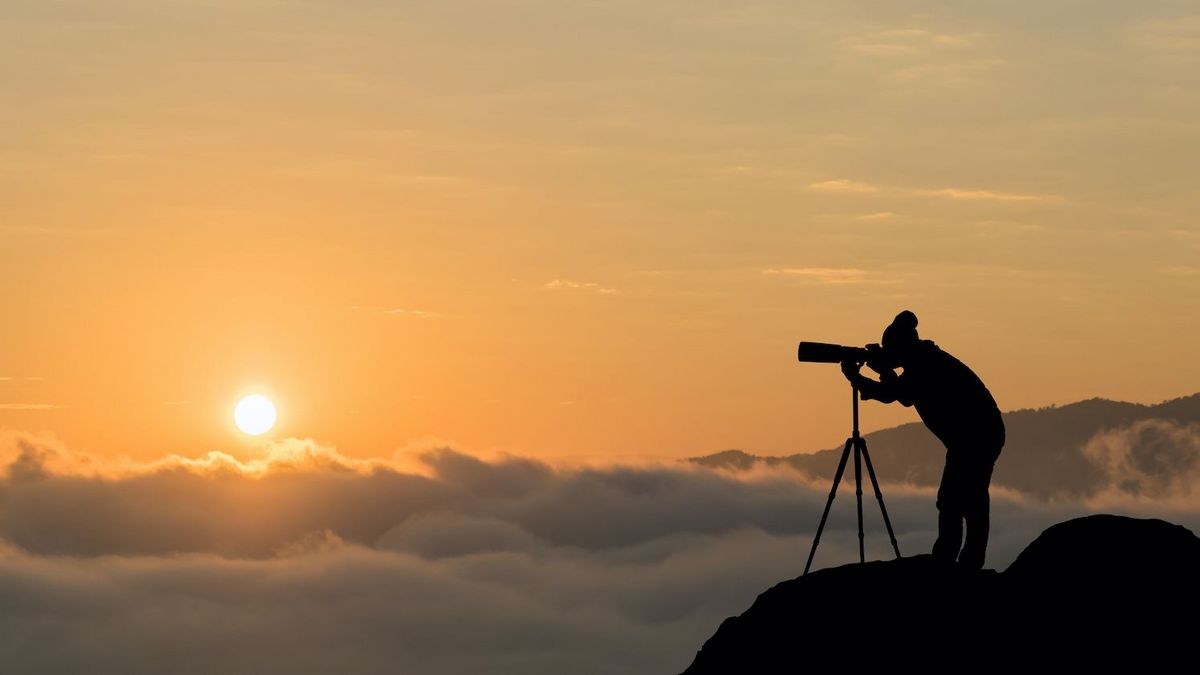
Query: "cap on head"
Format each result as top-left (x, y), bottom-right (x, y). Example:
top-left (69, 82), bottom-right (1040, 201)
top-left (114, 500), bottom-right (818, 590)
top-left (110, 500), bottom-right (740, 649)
top-left (881, 310), bottom-right (919, 351)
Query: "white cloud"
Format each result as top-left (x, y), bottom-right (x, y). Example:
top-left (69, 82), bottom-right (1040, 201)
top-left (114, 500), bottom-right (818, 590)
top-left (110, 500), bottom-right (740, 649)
top-left (350, 305), bottom-right (443, 319)
top-left (383, 308), bottom-right (442, 318)
top-left (859, 211), bottom-right (898, 220)
top-left (0, 433), bottom-right (1194, 674)
top-left (806, 179), bottom-right (879, 193)
top-left (1163, 266), bottom-right (1200, 278)
top-left (1082, 419), bottom-right (1200, 501)
top-left (845, 28), bottom-right (982, 56)
top-left (884, 58), bottom-right (1008, 86)
top-left (544, 279), bottom-right (618, 294)
top-left (913, 187), bottom-right (1049, 202)
top-left (762, 267), bottom-right (873, 284)
top-left (807, 180), bottom-right (1051, 203)
top-left (1125, 15), bottom-right (1200, 58)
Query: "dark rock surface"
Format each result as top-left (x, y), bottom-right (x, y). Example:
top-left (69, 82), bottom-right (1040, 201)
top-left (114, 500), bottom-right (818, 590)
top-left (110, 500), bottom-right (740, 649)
top-left (682, 515), bottom-right (1199, 673)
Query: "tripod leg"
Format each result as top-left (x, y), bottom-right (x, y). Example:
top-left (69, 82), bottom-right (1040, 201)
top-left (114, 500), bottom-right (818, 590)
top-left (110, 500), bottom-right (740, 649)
top-left (854, 438), bottom-right (864, 564)
top-left (859, 438), bottom-right (902, 559)
top-left (803, 438), bottom-right (854, 576)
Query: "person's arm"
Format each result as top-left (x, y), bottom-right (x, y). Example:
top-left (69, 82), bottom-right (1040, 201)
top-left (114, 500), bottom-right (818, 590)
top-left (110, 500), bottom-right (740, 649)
top-left (841, 361), bottom-right (909, 405)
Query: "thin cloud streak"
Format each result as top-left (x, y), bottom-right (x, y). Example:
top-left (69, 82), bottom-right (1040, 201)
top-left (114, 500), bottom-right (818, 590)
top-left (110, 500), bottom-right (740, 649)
top-left (846, 27), bottom-right (982, 53)
top-left (544, 279), bottom-right (619, 294)
top-left (914, 187), bottom-right (1049, 202)
top-left (383, 308), bottom-right (443, 318)
top-left (807, 179), bottom-right (879, 193)
top-left (350, 305), bottom-right (443, 319)
top-left (762, 267), bottom-right (887, 285)
top-left (808, 178), bottom-right (1055, 202)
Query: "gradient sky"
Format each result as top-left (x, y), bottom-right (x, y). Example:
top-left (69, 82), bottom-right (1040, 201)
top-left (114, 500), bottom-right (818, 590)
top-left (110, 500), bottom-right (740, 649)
top-left (3, 1), bottom-right (1199, 460)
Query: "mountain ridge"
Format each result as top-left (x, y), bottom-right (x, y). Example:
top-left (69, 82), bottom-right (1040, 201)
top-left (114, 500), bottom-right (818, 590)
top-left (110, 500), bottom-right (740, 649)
top-left (691, 392), bottom-right (1200, 499)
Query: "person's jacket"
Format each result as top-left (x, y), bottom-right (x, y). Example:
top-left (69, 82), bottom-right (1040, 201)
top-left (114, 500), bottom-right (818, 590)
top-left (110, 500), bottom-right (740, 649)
top-left (854, 340), bottom-right (1004, 456)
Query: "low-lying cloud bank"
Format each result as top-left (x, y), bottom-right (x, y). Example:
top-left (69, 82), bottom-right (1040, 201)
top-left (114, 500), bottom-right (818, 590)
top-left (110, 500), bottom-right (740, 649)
top-left (0, 433), bottom-right (1195, 674)
top-left (1083, 419), bottom-right (1200, 500)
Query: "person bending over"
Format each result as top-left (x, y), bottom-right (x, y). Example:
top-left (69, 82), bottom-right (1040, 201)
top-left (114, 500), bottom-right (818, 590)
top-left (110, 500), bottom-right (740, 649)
top-left (841, 310), bottom-right (1005, 570)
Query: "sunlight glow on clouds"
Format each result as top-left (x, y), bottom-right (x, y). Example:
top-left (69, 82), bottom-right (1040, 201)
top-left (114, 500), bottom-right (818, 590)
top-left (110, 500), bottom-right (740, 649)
top-left (0, 431), bottom-right (1195, 674)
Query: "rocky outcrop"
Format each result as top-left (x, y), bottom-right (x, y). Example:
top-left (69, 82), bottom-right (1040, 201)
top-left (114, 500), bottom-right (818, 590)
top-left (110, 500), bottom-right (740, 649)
top-left (682, 515), bottom-right (1200, 673)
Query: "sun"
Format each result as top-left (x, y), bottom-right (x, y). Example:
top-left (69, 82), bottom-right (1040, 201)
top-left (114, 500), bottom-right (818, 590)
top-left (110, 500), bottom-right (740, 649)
top-left (234, 394), bottom-right (277, 435)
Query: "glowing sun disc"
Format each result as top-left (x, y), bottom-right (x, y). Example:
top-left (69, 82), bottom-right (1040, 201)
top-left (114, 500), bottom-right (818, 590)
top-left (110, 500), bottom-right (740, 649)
top-left (234, 395), bottom-right (276, 435)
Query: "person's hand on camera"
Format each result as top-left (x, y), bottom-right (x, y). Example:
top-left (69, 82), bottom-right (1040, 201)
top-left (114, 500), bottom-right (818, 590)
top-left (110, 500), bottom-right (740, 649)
top-left (840, 359), bottom-right (861, 382)
top-left (864, 343), bottom-right (893, 376)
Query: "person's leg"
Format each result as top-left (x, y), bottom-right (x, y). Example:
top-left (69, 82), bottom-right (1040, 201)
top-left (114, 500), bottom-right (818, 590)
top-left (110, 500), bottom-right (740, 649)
top-left (932, 509), bottom-right (963, 563)
top-left (958, 461), bottom-right (996, 570)
top-left (931, 458), bottom-right (964, 563)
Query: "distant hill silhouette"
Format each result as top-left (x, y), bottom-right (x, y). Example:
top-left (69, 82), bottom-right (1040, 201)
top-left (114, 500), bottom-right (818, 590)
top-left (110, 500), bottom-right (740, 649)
top-left (691, 393), bottom-right (1200, 499)
top-left (682, 515), bottom-right (1200, 673)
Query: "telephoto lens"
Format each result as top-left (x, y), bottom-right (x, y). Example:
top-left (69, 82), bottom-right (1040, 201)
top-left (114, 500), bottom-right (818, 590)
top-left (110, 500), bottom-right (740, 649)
top-left (797, 341), bottom-right (869, 364)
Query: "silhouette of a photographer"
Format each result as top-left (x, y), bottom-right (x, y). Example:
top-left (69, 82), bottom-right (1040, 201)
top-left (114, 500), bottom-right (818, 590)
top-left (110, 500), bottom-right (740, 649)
top-left (840, 311), bottom-right (1004, 570)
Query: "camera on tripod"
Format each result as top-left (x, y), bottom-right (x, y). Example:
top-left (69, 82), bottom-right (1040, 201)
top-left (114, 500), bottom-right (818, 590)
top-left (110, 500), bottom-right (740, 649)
top-left (794, 341), bottom-right (902, 573)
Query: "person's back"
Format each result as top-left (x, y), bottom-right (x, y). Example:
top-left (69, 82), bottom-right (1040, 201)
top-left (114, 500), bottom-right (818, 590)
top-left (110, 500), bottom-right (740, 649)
top-left (842, 311), bottom-right (1004, 569)
top-left (898, 339), bottom-right (1004, 453)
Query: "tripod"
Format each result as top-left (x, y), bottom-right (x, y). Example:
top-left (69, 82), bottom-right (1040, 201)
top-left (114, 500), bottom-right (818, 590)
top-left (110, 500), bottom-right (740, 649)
top-left (803, 383), bottom-right (902, 575)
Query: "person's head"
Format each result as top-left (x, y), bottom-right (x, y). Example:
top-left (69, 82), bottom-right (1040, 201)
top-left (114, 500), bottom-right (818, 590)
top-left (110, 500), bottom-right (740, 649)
top-left (880, 310), bottom-right (920, 366)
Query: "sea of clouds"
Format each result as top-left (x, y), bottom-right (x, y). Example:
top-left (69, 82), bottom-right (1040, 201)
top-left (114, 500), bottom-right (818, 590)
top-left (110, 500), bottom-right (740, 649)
top-left (0, 430), bottom-right (1195, 674)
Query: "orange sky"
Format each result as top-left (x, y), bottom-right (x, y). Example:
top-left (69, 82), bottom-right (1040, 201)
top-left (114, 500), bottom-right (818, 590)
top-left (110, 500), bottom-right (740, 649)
top-left (3, 2), bottom-right (1198, 461)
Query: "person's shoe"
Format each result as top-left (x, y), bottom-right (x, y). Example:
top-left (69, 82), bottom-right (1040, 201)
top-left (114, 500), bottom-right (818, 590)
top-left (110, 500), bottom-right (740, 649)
top-left (931, 537), bottom-right (958, 564)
